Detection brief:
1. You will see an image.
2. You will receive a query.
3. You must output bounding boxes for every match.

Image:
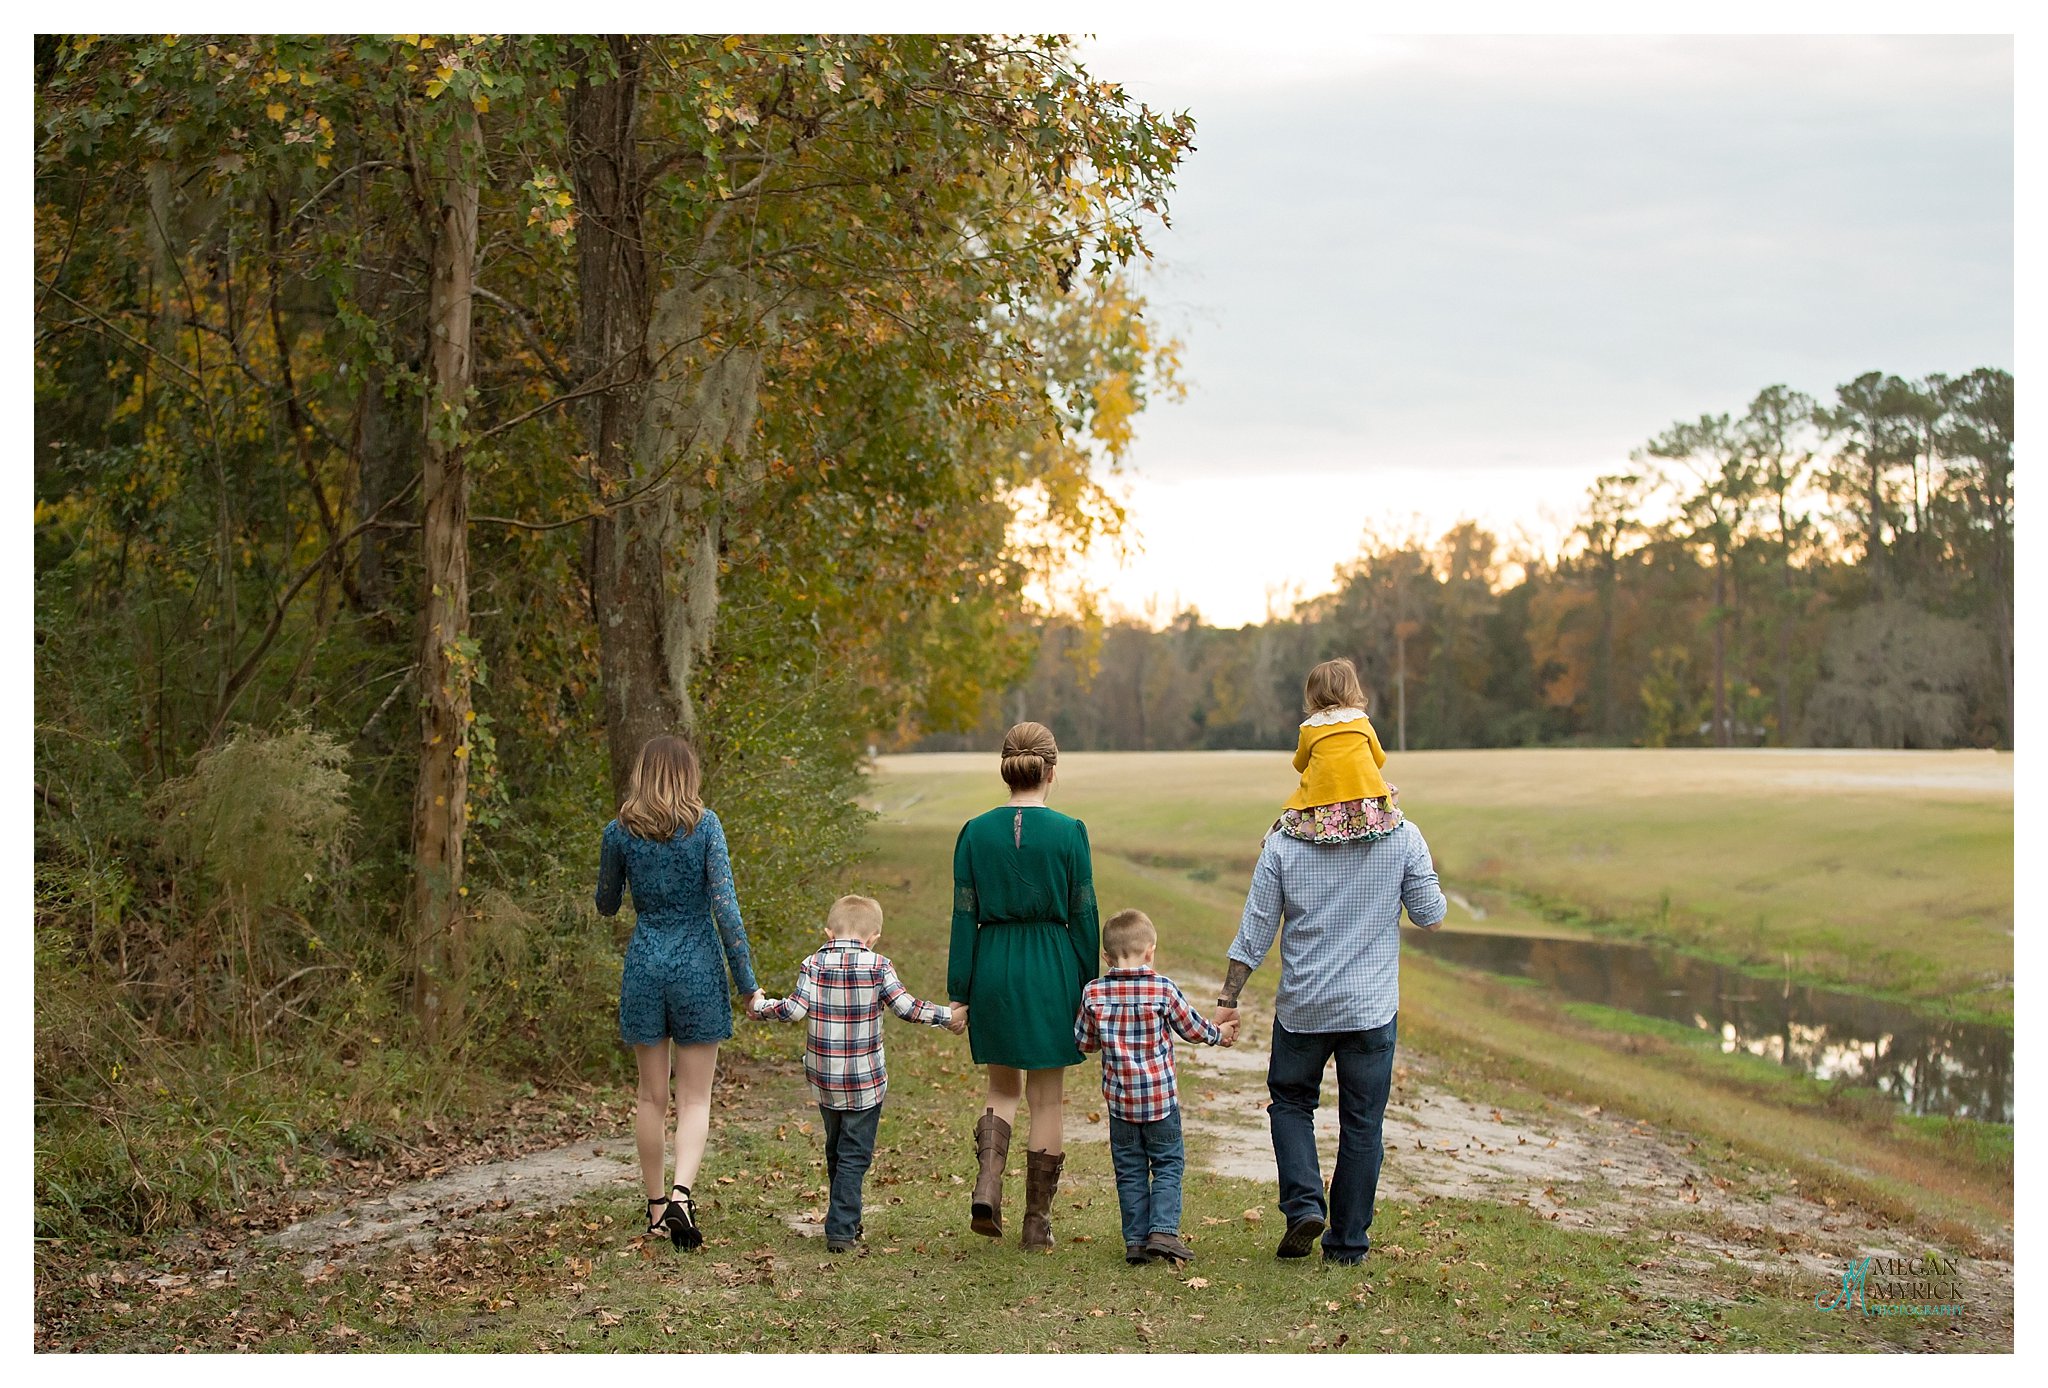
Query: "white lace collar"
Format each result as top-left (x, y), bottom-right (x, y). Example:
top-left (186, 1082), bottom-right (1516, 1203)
top-left (1301, 706), bottom-right (1369, 728)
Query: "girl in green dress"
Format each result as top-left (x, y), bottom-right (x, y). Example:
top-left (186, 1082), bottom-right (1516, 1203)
top-left (947, 722), bottom-right (1100, 1249)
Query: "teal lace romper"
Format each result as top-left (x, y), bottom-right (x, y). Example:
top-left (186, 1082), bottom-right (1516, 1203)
top-left (596, 809), bottom-right (759, 1047)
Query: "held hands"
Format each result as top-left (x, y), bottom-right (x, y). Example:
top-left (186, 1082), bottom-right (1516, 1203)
top-left (1218, 1019), bottom-right (1240, 1048)
top-left (947, 1002), bottom-right (969, 1036)
top-left (746, 988), bottom-right (768, 1019)
top-left (1212, 1003), bottom-right (1240, 1047)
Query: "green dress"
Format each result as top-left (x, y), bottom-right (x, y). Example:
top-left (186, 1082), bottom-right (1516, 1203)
top-left (948, 806), bottom-right (1101, 1070)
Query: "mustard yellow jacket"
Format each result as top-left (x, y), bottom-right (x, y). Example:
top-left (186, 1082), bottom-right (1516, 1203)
top-left (1284, 710), bottom-right (1391, 811)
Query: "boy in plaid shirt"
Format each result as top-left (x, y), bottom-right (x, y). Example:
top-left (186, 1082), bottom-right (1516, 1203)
top-left (1075, 908), bottom-right (1238, 1266)
top-left (751, 895), bottom-right (962, 1252)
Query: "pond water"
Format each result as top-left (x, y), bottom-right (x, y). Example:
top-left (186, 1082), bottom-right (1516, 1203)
top-left (1404, 928), bottom-right (2012, 1123)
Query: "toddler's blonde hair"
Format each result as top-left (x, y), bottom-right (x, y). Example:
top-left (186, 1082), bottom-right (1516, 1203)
top-left (1102, 908), bottom-right (1157, 963)
top-left (1303, 657), bottom-right (1369, 715)
top-left (826, 894), bottom-right (885, 940)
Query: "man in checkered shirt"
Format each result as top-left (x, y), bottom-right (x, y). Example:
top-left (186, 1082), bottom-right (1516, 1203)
top-left (1075, 908), bottom-right (1238, 1267)
top-left (751, 895), bottom-right (962, 1251)
top-left (1216, 818), bottom-right (1447, 1265)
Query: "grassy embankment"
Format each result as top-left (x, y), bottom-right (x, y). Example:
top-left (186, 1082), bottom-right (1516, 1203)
top-left (47, 750), bottom-right (2009, 1352)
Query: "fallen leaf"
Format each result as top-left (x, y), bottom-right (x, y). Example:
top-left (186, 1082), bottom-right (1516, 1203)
top-left (594, 1310), bottom-right (621, 1327)
top-left (1070, 1235), bottom-right (1094, 1243)
top-left (1087, 1112), bottom-right (1102, 1123)
top-left (1184, 1277), bottom-right (1210, 1289)
top-left (1242, 1207), bottom-right (1263, 1222)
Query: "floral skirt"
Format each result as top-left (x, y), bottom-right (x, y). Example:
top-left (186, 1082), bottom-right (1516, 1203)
top-left (1273, 786), bottom-right (1403, 845)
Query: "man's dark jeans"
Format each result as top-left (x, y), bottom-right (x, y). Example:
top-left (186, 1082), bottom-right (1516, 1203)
top-left (1266, 1014), bottom-right (1398, 1260)
top-left (1107, 1106), bottom-right (1186, 1246)
top-left (821, 1102), bottom-right (881, 1243)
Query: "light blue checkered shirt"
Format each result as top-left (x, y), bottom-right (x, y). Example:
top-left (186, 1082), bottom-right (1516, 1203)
top-left (1227, 820), bottom-right (1448, 1034)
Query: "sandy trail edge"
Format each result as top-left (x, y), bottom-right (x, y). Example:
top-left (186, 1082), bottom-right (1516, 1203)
top-left (263, 1140), bottom-right (639, 1279)
top-left (1175, 1038), bottom-right (2012, 1345)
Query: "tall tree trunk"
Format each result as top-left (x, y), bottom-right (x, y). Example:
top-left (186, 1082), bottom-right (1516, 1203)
top-left (1711, 552), bottom-right (1729, 747)
top-left (1395, 588), bottom-right (1411, 754)
top-left (408, 107), bottom-right (481, 1042)
top-left (1594, 557), bottom-right (1616, 739)
top-left (1991, 474), bottom-right (2014, 748)
top-left (1866, 454), bottom-right (1886, 597)
top-left (570, 38), bottom-right (674, 803)
top-left (1775, 491), bottom-right (1794, 745)
top-left (571, 40), bottom-right (766, 800)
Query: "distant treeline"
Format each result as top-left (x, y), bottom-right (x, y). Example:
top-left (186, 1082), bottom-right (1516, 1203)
top-left (919, 369), bottom-right (2014, 754)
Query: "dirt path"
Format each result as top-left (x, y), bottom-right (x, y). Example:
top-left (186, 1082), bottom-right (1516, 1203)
top-left (265, 1139), bottom-right (641, 1280)
top-left (1175, 1038), bottom-right (2013, 1346)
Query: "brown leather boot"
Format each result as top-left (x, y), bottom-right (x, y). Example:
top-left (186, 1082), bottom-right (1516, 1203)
top-left (970, 1111), bottom-right (1011, 1239)
top-left (1020, 1149), bottom-right (1064, 1250)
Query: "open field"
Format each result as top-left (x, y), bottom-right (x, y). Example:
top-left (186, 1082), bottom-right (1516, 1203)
top-left (869, 749), bottom-right (2015, 1023)
top-left (38, 749), bottom-right (2012, 1352)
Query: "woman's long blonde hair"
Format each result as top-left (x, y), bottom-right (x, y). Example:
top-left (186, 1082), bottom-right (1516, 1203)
top-left (619, 735), bottom-right (705, 840)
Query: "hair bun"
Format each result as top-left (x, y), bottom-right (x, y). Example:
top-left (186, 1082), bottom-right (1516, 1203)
top-left (999, 721), bottom-right (1058, 791)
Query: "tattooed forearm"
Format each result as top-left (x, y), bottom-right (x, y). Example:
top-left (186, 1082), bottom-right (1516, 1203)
top-left (1218, 959), bottom-right (1252, 1007)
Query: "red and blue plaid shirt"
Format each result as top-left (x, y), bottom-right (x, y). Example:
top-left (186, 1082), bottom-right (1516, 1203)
top-left (752, 939), bottom-right (951, 1110)
top-left (1074, 966), bottom-right (1221, 1123)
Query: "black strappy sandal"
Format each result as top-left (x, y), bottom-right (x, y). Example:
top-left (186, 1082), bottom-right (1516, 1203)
top-left (645, 1196), bottom-right (671, 1240)
top-left (661, 1184), bottom-right (703, 1251)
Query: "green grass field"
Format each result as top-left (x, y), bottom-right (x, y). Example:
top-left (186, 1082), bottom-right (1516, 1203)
top-left (869, 748), bottom-right (2014, 1022)
top-left (37, 750), bottom-right (2013, 1353)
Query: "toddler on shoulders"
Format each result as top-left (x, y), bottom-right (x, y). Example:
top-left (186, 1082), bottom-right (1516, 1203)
top-left (1275, 657), bottom-right (1405, 845)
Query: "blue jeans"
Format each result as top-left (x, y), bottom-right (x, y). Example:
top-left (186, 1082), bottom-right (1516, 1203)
top-left (1107, 1106), bottom-right (1186, 1246)
top-left (821, 1103), bottom-right (881, 1242)
top-left (1266, 1014), bottom-right (1398, 1260)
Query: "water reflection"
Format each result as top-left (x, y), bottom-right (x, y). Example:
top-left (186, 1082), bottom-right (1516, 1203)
top-left (1404, 930), bottom-right (2012, 1122)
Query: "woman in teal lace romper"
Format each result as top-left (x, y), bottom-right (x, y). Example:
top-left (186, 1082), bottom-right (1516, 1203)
top-left (595, 735), bottom-right (761, 1250)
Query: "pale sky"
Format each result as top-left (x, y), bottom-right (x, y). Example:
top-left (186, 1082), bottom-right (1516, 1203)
top-left (1061, 33), bottom-right (2014, 628)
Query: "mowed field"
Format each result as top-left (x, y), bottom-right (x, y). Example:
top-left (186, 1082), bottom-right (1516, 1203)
top-left (869, 748), bottom-right (2015, 1023)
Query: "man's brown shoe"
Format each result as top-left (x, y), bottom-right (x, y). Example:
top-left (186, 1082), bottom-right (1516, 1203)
top-left (1143, 1231), bottom-right (1194, 1265)
top-left (1125, 1242), bottom-right (1150, 1265)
